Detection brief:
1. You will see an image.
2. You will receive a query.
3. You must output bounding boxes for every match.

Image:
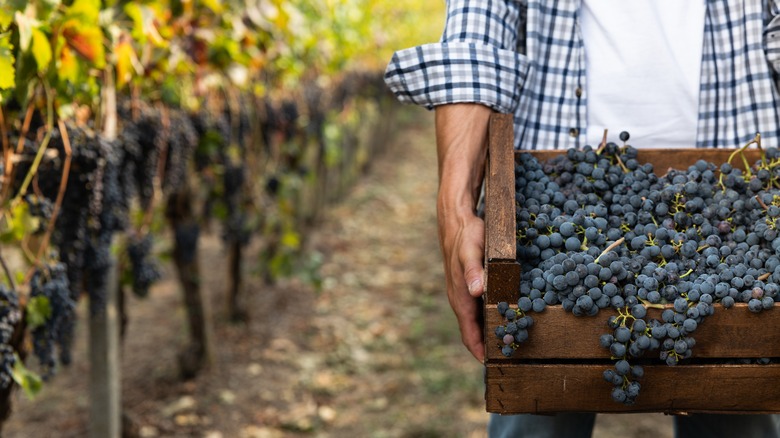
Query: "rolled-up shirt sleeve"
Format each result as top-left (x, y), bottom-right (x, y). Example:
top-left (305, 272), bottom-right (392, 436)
top-left (384, 0), bottom-right (529, 114)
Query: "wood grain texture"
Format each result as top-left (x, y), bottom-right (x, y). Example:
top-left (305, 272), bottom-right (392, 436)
top-left (526, 148), bottom-right (764, 175)
top-left (486, 363), bottom-right (780, 414)
top-left (485, 303), bottom-right (780, 361)
top-left (485, 113), bottom-right (516, 261)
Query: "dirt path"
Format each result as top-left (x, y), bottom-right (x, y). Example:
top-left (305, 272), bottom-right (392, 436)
top-left (3, 108), bottom-right (675, 438)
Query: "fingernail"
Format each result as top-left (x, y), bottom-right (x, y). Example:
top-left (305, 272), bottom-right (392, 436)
top-left (468, 279), bottom-right (482, 294)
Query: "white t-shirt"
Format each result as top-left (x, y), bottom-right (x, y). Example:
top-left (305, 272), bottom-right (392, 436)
top-left (580, 1), bottom-right (707, 148)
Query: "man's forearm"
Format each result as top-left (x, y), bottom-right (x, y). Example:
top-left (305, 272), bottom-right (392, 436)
top-left (434, 103), bottom-right (493, 361)
top-left (435, 104), bottom-right (493, 219)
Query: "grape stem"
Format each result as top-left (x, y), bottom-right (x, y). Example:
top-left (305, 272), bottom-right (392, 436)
top-left (15, 79), bottom-right (55, 203)
top-left (140, 103), bottom-right (171, 234)
top-left (0, 101), bottom-right (34, 203)
top-left (0, 245), bottom-right (14, 290)
top-left (595, 237), bottom-right (625, 264)
top-left (756, 195), bottom-right (769, 211)
top-left (613, 153), bottom-right (630, 174)
top-left (638, 297), bottom-right (665, 309)
top-left (759, 272), bottom-right (771, 282)
top-left (32, 119), bottom-right (73, 267)
top-left (718, 133), bottom-right (763, 191)
top-left (596, 129), bottom-right (608, 155)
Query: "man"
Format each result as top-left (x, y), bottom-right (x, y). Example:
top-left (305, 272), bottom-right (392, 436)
top-left (385, 1), bottom-right (780, 436)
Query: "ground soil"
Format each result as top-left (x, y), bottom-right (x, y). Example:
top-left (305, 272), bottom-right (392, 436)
top-left (3, 109), bottom-right (674, 438)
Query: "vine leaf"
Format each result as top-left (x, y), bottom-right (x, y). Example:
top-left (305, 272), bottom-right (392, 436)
top-left (11, 355), bottom-right (42, 399)
top-left (57, 44), bottom-right (80, 84)
top-left (124, 3), bottom-right (166, 47)
top-left (0, 33), bottom-right (15, 90)
top-left (26, 295), bottom-right (52, 330)
top-left (66, 0), bottom-right (100, 23)
top-left (0, 202), bottom-right (38, 243)
top-left (61, 20), bottom-right (105, 68)
top-left (31, 28), bottom-right (51, 72)
top-left (114, 38), bottom-right (138, 89)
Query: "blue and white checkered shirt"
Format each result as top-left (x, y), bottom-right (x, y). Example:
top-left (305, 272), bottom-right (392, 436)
top-left (384, 0), bottom-right (780, 150)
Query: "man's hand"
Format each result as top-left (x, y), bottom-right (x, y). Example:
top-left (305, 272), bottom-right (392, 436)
top-left (435, 103), bottom-right (493, 362)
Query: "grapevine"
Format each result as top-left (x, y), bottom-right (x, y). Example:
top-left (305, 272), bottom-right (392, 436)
top-left (0, 0), bottom-right (440, 432)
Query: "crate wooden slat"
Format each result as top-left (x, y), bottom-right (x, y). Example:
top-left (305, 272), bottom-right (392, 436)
top-left (485, 113), bottom-right (517, 262)
top-left (485, 303), bottom-right (780, 360)
top-left (486, 364), bottom-right (780, 414)
top-left (483, 112), bottom-right (778, 414)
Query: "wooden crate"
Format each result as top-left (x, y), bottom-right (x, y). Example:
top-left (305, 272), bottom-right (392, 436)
top-left (483, 113), bottom-right (780, 415)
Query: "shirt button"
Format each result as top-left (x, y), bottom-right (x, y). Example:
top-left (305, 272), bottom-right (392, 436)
top-left (575, 87), bottom-right (583, 98)
top-left (569, 128), bottom-right (579, 137)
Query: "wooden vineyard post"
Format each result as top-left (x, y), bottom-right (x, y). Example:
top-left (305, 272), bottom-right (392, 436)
top-left (166, 188), bottom-right (214, 378)
top-left (89, 67), bottom-right (121, 438)
top-left (89, 258), bottom-right (121, 438)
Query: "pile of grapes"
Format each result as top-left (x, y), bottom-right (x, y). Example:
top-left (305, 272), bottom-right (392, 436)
top-left (494, 132), bottom-right (780, 405)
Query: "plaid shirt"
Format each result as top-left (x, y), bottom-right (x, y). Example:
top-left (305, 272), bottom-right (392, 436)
top-left (385, 0), bottom-right (780, 150)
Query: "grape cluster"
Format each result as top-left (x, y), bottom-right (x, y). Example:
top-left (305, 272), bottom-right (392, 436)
top-left (127, 233), bottom-right (162, 298)
top-left (494, 301), bottom-right (535, 357)
top-left (497, 132), bottom-right (780, 404)
top-left (119, 107), bottom-right (163, 210)
top-left (29, 263), bottom-right (75, 378)
top-left (0, 286), bottom-right (20, 389)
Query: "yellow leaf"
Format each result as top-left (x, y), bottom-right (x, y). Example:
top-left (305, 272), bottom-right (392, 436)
top-left (61, 20), bottom-right (105, 67)
top-left (200, 0), bottom-right (224, 14)
top-left (114, 39), bottom-right (136, 88)
top-left (0, 33), bottom-right (14, 90)
top-left (58, 44), bottom-right (80, 84)
top-left (0, 9), bottom-right (12, 30)
top-left (31, 28), bottom-right (51, 72)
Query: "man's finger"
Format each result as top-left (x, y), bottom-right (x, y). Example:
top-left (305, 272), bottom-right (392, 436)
top-left (460, 309), bottom-right (485, 362)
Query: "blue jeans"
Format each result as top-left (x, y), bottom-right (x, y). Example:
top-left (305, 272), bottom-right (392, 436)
top-left (489, 413), bottom-right (780, 438)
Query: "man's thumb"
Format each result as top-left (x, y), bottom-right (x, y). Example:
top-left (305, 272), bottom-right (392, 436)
top-left (465, 265), bottom-right (485, 297)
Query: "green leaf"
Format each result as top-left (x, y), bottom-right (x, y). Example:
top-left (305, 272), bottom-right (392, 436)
top-left (66, 0), bottom-right (100, 23)
top-left (0, 0), bottom-right (26, 29)
top-left (123, 4), bottom-right (166, 47)
top-left (31, 28), bottom-right (51, 72)
top-left (26, 295), bottom-right (51, 330)
top-left (0, 201), bottom-right (38, 243)
top-left (13, 271), bottom-right (24, 286)
top-left (123, 3), bottom-right (145, 44)
top-left (11, 355), bottom-right (42, 399)
top-left (14, 50), bottom-right (36, 102)
top-left (0, 32), bottom-right (15, 90)
top-left (34, 0), bottom-right (61, 22)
